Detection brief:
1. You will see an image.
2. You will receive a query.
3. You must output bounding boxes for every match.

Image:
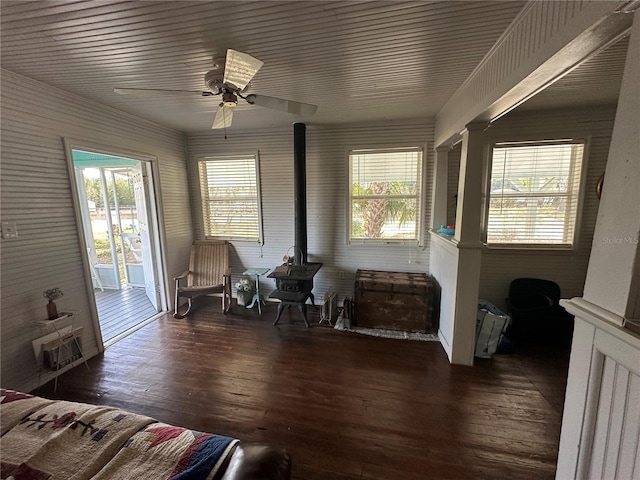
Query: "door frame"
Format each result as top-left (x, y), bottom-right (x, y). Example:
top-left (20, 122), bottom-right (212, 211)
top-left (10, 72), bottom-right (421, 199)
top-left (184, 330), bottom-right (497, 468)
top-left (64, 139), bottom-right (169, 350)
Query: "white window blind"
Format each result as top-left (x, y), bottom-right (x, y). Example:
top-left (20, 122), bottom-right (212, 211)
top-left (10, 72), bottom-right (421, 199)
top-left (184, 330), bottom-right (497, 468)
top-left (348, 147), bottom-right (423, 244)
top-left (198, 154), bottom-right (262, 241)
top-left (486, 141), bottom-right (585, 247)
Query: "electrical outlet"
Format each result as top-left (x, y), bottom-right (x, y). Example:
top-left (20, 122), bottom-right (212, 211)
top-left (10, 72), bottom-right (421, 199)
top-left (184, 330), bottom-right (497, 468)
top-left (1, 221), bottom-right (18, 239)
top-left (338, 271), bottom-right (345, 279)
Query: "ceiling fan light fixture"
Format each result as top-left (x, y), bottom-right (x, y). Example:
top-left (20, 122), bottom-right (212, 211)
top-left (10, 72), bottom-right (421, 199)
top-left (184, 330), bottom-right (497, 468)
top-left (222, 92), bottom-right (238, 107)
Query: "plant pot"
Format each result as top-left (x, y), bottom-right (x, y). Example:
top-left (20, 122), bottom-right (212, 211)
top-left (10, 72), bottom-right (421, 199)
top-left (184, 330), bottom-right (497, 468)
top-left (237, 290), bottom-right (254, 307)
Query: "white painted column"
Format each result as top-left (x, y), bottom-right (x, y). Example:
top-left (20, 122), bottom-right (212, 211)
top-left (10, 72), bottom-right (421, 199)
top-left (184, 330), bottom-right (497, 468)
top-left (581, 10), bottom-right (640, 323)
top-left (450, 123), bottom-right (487, 365)
top-left (556, 9), bottom-right (640, 480)
top-left (454, 123), bottom-right (487, 245)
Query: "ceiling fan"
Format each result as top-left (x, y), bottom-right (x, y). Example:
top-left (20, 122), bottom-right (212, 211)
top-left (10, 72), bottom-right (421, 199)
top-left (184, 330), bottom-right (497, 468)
top-left (114, 49), bottom-right (318, 129)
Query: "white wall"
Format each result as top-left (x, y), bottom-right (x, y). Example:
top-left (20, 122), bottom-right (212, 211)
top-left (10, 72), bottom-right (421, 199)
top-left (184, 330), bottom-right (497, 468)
top-left (557, 14), bottom-right (640, 476)
top-left (185, 108), bottom-right (613, 337)
top-left (186, 121), bottom-right (435, 302)
top-left (557, 304), bottom-right (640, 479)
top-left (0, 70), bottom-right (193, 392)
top-left (477, 106), bottom-right (616, 310)
top-left (0, 67), bottom-right (617, 390)
top-left (432, 107), bottom-right (613, 311)
top-left (429, 233), bottom-right (459, 357)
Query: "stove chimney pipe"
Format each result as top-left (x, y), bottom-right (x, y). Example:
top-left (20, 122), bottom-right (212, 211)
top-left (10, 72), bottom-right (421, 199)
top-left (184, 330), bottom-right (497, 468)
top-left (293, 122), bottom-right (307, 265)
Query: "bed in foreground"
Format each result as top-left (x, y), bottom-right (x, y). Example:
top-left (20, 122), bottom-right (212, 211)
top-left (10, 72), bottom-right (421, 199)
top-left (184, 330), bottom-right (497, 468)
top-left (0, 389), bottom-right (291, 480)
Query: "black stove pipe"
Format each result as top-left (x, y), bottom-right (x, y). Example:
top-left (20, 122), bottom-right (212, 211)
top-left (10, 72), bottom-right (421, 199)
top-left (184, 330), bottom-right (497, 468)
top-left (293, 122), bottom-right (307, 265)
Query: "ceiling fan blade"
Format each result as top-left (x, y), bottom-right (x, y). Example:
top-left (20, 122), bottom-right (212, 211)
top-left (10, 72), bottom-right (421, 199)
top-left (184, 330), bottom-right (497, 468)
top-left (223, 49), bottom-right (264, 91)
top-left (114, 88), bottom-right (213, 96)
top-left (245, 94), bottom-right (317, 116)
top-left (212, 104), bottom-right (234, 129)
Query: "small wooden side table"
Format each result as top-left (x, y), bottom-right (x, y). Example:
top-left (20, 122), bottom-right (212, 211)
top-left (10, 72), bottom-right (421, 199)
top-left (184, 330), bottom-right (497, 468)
top-left (243, 268), bottom-right (271, 314)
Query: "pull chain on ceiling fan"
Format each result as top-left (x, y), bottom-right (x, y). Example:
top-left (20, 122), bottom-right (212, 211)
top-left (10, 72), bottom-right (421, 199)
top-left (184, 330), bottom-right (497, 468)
top-left (114, 49), bottom-right (317, 129)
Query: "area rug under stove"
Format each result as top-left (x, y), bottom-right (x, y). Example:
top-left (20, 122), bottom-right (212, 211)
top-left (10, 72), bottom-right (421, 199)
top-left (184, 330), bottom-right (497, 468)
top-left (333, 314), bottom-right (439, 342)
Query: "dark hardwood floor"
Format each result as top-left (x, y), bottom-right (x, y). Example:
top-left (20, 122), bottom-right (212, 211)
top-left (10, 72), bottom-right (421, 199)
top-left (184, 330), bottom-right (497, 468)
top-left (33, 298), bottom-right (570, 480)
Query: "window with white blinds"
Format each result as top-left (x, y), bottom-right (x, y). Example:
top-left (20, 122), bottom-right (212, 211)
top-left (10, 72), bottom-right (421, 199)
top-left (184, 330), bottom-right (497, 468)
top-left (198, 154), bottom-right (262, 242)
top-left (486, 140), bottom-right (585, 248)
top-left (348, 147), bottom-right (423, 244)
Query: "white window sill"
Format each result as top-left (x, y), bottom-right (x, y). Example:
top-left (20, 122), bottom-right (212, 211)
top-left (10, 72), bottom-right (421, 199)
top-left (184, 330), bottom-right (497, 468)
top-left (348, 239), bottom-right (421, 247)
top-left (483, 244), bottom-right (575, 254)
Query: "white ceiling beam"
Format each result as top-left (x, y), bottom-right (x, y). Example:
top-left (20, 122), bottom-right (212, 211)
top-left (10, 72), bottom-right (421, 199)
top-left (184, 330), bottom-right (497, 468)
top-left (435, 1), bottom-right (635, 147)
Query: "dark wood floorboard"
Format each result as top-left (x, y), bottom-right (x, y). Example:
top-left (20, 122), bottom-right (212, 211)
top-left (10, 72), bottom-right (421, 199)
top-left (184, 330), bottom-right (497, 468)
top-left (33, 298), bottom-right (570, 480)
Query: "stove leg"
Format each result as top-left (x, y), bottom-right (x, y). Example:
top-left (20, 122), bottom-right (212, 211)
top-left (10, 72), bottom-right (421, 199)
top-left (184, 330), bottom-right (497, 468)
top-left (297, 303), bottom-right (310, 328)
top-left (273, 302), bottom-right (285, 326)
top-left (308, 293), bottom-right (319, 310)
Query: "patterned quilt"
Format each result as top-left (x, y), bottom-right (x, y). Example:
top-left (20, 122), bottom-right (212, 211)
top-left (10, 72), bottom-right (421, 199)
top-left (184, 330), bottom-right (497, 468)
top-left (0, 389), bottom-right (238, 480)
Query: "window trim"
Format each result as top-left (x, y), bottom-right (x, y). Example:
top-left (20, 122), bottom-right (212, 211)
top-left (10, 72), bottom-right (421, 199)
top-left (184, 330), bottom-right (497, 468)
top-left (197, 151), bottom-right (264, 244)
top-left (347, 145), bottom-right (426, 246)
top-left (482, 138), bottom-right (589, 250)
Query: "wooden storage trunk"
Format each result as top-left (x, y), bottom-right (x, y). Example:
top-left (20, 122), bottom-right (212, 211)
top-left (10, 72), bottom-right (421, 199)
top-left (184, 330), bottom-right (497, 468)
top-left (354, 270), bottom-right (435, 333)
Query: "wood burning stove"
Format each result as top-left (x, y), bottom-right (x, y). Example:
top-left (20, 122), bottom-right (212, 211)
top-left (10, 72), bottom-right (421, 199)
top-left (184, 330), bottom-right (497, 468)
top-left (268, 122), bottom-right (322, 327)
top-left (268, 263), bottom-right (322, 327)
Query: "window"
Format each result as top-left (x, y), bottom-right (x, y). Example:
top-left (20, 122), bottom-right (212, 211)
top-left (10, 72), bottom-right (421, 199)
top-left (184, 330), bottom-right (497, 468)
top-left (486, 140), bottom-right (585, 248)
top-left (349, 147), bottom-right (424, 244)
top-left (198, 154), bottom-right (262, 242)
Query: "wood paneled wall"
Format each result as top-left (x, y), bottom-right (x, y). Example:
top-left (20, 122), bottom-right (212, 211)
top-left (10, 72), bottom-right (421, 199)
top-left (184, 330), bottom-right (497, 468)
top-left (0, 70), bottom-right (192, 392)
top-left (186, 106), bottom-right (613, 318)
top-left (0, 64), bottom-right (617, 392)
top-left (186, 121), bottom-right (436, 301)
top-left (557, 309), bottom-right (640, 479)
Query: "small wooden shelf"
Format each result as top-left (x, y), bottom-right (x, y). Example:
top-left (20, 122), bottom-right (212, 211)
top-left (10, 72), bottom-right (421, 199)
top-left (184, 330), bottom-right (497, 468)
top-left (34, 312), bottom-right (74, 330)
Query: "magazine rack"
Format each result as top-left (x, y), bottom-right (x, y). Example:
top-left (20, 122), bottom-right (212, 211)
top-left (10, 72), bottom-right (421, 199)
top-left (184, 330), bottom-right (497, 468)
top-left (32, 313), bottom-right (89, 392)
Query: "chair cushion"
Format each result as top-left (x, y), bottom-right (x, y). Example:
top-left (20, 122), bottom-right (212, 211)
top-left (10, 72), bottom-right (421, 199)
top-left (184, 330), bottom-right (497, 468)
top-left (513, 294), bottom-right (554, 311)
top-left (178, 284), bottom-right (224, 296)
top-left (509, 278), bottom-right (561, 305)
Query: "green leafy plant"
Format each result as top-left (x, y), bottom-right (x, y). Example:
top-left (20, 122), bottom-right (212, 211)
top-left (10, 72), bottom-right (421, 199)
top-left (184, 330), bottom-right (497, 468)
top-left (352, 181), bottom-right (417, 238)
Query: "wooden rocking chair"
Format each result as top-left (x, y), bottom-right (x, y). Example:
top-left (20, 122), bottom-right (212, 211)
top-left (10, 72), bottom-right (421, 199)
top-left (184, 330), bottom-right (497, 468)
top-left (174, 240), bottom-right (232, 319)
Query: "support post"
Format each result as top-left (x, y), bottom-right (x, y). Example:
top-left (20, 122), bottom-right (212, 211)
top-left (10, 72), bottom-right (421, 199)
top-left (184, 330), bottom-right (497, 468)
top-left (451, 123), bottom-right (487, 365)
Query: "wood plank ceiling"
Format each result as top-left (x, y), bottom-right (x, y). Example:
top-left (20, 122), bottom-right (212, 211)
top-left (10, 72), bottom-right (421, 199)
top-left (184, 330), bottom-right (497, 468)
top-left (0, 1), bottom-right (627, 133)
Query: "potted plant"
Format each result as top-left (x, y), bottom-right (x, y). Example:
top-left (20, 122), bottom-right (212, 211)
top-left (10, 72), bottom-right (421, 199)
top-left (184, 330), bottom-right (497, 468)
top-left (43, 288), bottom-right (64, 320)
top-left (235, 277), bottom-right (255, 307)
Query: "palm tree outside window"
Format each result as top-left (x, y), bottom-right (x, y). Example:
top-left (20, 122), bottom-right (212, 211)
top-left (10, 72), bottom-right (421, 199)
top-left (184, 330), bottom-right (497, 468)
top-left (348, 147), bottom-right (424, 245)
